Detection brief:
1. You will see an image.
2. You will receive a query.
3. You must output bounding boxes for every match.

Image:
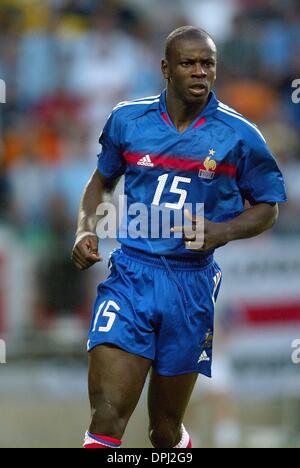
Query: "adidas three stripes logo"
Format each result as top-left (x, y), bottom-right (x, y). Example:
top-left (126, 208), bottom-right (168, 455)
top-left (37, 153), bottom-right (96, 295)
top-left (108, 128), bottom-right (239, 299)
top-left (137, 155), bottom-right (154, 167)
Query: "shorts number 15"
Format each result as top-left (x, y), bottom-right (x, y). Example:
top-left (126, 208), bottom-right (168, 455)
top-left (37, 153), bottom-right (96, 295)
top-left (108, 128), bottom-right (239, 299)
top-left (92, 300), bottom-right (119, 333)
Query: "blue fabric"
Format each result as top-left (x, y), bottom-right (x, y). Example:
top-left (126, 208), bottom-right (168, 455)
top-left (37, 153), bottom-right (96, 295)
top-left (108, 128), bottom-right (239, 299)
top-left (87, 248), bottom-right (222, 377)
top-left (97, 91), bottom-right (287, 258)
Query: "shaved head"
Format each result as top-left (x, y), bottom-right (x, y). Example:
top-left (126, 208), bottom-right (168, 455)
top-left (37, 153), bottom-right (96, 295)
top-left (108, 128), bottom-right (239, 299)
top-left (165, 26), bottom-right (217, 62)
top-left (161, 26), bottom-right (217, 107)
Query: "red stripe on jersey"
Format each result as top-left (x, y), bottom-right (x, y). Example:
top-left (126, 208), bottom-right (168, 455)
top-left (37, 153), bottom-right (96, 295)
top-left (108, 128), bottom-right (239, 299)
top-left (123, 151), bottom-right (237, 177)
top-left (162, 112), bottom-right (172, 126)
top-left (217, 164), bottom-right (237, 177)
top-left (193, 117), bottom-right (206, 128)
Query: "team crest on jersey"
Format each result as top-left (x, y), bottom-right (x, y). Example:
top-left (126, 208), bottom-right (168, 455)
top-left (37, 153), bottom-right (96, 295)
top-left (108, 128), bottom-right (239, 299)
top-left (199, 149), bottom-right (217, 180)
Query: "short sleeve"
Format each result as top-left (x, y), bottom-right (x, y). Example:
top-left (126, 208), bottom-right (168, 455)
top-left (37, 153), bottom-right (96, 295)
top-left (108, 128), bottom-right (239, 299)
top-left (237, 132), bottom-right (287, 205)
top-left (97, 111), bottom-right (127, 179)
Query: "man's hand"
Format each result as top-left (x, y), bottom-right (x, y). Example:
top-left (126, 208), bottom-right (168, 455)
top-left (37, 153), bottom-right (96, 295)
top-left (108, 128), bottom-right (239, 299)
top-left (171, 209), bottom-right (228, 252)
top-left (171, 203), bottom-right (279, 252)
top-left (72, 234), bottom-right (102, 270)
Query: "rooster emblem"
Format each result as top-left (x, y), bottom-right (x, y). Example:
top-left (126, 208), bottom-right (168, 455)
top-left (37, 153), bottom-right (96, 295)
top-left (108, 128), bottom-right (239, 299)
top-left (204, 156), bottom-right (217, 172)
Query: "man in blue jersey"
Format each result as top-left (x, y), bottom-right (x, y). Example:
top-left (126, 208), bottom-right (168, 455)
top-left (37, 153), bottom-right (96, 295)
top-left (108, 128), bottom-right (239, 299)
top-left (72, 26), bottom-right (286, 449)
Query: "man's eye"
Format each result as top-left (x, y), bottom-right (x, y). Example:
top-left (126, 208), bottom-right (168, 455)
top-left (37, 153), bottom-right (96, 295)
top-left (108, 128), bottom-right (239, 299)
top-left (181, 62), bottom-right (191, 67)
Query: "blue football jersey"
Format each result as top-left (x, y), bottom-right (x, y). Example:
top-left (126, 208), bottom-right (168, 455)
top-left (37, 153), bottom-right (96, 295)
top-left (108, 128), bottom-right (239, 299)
top-left (97, 91), bottom-right (287, 258)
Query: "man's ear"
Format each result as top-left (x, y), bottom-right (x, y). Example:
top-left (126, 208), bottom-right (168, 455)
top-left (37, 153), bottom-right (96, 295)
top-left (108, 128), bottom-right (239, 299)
top-left (161, 59), bottom-right (170, 80)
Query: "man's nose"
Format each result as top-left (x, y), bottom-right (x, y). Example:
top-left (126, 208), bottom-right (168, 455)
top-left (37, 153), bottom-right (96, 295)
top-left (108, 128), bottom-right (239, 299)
top-left (192, 63), bottom-right (207, 77)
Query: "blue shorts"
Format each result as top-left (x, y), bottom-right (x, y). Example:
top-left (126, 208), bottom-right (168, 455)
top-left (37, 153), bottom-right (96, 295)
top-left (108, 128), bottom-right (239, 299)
top-left (87, 246), bottom-right (222, 377)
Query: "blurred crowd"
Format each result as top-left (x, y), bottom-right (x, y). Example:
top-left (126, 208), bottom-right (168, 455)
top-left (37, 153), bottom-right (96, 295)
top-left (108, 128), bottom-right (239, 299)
top-left (0, 0), bottom-right (300, 325)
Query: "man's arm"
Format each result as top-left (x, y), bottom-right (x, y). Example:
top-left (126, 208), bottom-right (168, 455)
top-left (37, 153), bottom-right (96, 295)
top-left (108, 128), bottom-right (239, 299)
top-left (172, 203), bottom-right (279, 252)
top-left (72, 170), bottom-right (118, 270)
top-left (222, 202), bottom-right (279, 242)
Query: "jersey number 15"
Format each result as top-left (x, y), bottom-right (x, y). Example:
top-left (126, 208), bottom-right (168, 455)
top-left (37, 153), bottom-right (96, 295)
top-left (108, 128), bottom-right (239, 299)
top-left (152, 174), bottom-right (191, 210)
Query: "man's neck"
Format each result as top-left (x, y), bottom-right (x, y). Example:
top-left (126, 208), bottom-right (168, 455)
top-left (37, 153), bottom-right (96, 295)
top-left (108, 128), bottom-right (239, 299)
top-left (166, 88), bottom-right (209, 133)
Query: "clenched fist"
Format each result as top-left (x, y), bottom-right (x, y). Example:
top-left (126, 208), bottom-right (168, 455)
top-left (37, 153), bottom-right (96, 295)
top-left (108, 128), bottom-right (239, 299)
top-left (72, 234), bottom-right (102, 270)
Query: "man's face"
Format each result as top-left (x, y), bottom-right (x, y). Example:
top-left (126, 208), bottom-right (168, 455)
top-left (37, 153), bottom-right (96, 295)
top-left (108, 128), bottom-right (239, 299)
top-left (162, 37), bottom-right (217, 105)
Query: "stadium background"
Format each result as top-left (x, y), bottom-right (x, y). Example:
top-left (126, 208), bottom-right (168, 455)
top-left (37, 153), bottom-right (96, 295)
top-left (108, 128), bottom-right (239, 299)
top-left (0, 0), bottom-right (300, 448)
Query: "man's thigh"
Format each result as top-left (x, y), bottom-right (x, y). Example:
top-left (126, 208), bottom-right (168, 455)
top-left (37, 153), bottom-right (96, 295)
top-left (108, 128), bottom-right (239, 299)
top-left (89, 344), bottom-right (152, 436)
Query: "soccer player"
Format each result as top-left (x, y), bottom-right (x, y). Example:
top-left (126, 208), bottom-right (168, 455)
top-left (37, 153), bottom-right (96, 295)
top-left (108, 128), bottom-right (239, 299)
top-left (72, 26), bottom-right (287, 449)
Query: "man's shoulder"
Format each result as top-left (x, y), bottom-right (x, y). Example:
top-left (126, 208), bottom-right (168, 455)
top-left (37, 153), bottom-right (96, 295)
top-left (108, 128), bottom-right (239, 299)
top-left (111, 95), bottom-right (161, 122)
top-left (214, 100), bottom-right (267, 146)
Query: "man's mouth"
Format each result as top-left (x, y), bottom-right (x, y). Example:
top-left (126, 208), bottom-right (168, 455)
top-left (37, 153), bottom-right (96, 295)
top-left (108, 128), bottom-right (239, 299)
top-left (188, 84), bottom-right (208, 96)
